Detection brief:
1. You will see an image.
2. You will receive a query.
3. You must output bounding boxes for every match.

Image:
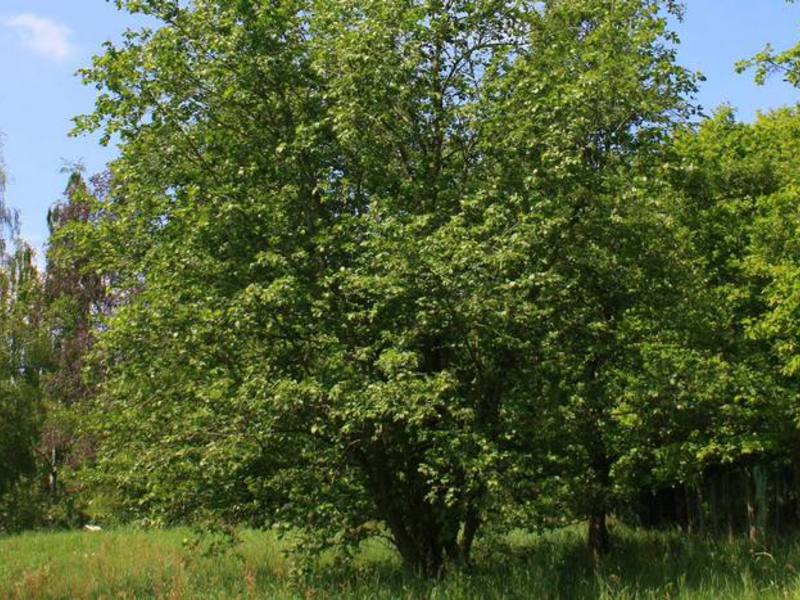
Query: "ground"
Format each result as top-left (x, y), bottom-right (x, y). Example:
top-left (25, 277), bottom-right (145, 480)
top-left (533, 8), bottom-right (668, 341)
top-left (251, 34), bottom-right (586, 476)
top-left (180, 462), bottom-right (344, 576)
top-left (1, 525), bottom-right (799, 599)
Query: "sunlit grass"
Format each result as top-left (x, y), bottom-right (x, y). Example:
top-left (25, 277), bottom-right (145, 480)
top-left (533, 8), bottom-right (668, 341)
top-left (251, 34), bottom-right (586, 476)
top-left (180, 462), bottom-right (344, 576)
top-left (2, 525), bottom-right (800, 599)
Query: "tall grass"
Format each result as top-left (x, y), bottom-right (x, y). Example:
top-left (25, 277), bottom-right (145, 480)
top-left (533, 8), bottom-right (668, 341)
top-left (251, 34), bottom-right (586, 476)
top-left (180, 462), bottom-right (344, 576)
top-left (2, 525), bottom-right (800, 599)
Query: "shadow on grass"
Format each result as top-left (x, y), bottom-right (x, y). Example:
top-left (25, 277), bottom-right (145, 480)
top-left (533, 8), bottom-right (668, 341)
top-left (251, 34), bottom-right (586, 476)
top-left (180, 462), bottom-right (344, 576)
top-left (295, 526), bottom-right (800, 600)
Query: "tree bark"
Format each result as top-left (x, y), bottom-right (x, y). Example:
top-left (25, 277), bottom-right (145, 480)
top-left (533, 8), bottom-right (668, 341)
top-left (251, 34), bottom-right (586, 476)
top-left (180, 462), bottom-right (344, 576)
top-left (745, 467), bottom-right (758, 543)
top-left (459, 502), bottom-right (480, 562)
top-left (588, 508), bottom-right (610, 560)
top-left (725, 471), bottom-right (735, 543)
top-left (696, 482), bottom-right (706, 533)
top-left (49, 447), bottom-right (58, 502)
top-left (683, 484), bottom-right (694, 534)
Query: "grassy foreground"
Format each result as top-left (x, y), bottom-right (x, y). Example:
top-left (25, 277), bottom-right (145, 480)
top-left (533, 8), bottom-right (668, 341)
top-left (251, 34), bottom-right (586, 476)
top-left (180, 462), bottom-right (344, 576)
top-left (2, 526), bottom-right (800, 599)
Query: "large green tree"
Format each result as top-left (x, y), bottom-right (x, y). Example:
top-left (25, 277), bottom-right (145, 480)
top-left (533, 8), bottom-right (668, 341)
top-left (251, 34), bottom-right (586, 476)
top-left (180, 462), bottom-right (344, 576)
top-left (75, 0), bottom-right (700, 573)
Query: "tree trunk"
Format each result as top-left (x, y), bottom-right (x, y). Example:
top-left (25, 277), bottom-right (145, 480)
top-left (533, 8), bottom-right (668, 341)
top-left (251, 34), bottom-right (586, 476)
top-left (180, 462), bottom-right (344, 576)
top-left (588, 509), bottom-right (610, 559)
top-left (710, 471), bottom-right (720, 535)
top-left (382, 501), bottom-right (449, 577)
top-left (459, 502), bottom-right (480, 563)
top-left (795, 463), bottom-right (800, 528)
top-left (683, 484), bottom-right (694, 534)
top-left (722, 470), bottom-right (735, 542)
top-left (49, 447), bottom-right (58, 501)
top-left (754, 464), bottom-right (768, 538)
top-left (586, 408), bottom-right (611, 560)
top-left (745, 467), bottom-right (758, 543)
top-left (776, 469), bottom-right (784, 534)
top-left (696, 483), bottom-right (706, 533)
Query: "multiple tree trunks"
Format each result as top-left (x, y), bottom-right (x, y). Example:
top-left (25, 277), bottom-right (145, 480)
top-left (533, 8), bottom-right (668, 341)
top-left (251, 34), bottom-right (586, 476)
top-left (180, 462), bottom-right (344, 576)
top-left (381, 500), bottom-right (478, 578)
top-left (635, 462), bottom-right (800, 538)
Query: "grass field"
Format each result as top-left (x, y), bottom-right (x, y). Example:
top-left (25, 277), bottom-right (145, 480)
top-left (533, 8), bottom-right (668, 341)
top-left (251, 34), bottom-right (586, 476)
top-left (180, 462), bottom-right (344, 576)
top-left (2, 525), bottom-right (800, 599)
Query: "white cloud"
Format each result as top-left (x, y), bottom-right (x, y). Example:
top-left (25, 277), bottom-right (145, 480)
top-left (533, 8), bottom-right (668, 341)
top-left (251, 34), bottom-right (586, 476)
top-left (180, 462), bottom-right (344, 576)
top-left (4, 13), bottom-right (76, 61)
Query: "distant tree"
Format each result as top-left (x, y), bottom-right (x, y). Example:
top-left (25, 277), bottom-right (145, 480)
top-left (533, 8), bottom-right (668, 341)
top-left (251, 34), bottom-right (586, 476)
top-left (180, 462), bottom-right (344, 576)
top-left (0, 138), bottom-right (20, 255)
top-left (0, 150), bottom-right (48, 517)
top-left (741, 108), bottom-right (800, 442)
top-left (45, 169), bottom-right (110, 407)
top-left (736, 4), bottom-right (800, 396)
top-left (34, 170), bottom-right (113, 509)
top-left (623, 108), bottom-right (800, 541)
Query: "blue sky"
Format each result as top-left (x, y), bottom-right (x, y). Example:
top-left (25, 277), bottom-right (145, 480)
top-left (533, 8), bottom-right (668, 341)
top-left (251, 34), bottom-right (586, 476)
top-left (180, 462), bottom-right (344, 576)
top-left (1, 1), bottom-right (799, 261)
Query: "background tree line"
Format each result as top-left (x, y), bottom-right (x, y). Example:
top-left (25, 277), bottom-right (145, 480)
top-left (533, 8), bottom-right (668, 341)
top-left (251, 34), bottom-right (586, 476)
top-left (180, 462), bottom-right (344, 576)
top-left (1, 0), bottom-right (800, 578)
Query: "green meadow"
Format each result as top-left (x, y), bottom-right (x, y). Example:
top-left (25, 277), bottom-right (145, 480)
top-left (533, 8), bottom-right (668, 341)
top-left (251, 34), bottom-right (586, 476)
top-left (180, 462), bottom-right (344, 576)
top-left (3, 526), bottom-right (800, 600)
